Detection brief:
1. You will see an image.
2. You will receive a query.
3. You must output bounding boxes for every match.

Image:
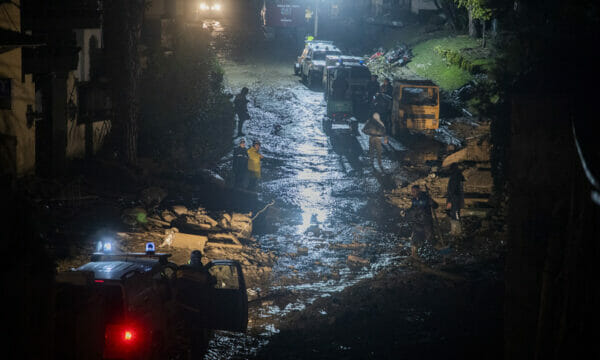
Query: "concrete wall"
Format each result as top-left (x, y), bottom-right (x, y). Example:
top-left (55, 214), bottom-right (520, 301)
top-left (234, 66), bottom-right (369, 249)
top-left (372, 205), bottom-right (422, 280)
top-left (1, 1), bottom-right (36, 176)
top-left (0, 0), bottom-right (20, 31)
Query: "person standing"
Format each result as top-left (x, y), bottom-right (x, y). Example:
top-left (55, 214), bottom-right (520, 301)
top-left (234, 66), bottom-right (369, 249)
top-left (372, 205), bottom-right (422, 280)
top-left (232, 138), bottom-right (248, 188)
top-left (381, 77), bottom-right (393, 97)
top-left (247, 140), bottom-right (264, 191)
top-left (362, 112), bottom-right (388, 171)
top-left (405, 185), bottom-right (438, 259)
top-left (446, 163), bottom-right (465, 237)
top-left (366, 74), bottom-right (379, 104)
top-left (234, 87), bottom-right (250, 136)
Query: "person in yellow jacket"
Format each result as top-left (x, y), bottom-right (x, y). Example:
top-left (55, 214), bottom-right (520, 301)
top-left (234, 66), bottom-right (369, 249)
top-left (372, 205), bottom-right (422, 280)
top-left (247, 140), bottom-right (264, 191)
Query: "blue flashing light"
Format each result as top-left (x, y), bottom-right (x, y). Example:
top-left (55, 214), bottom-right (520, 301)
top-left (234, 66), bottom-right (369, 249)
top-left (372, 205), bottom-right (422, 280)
top-left (146, 242), bottom-right (156, 254)
top-left (97, 238), bottom-right (114, 253)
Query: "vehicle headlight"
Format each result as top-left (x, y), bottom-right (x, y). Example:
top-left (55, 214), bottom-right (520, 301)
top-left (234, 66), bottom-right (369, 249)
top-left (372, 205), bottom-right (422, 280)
top-left (199, 3), bottom-right (209, 10)
top-left (212, 3), bottom-right (221, 11)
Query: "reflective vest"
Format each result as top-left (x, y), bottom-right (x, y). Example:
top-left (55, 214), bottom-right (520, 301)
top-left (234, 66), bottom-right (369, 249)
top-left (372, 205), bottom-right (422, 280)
top-left (247, 147), bottom-right (261, 178)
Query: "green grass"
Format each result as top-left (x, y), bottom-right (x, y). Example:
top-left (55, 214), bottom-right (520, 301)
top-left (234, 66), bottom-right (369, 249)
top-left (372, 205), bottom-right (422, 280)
top-left (407, 35), bottom-right (485, 91)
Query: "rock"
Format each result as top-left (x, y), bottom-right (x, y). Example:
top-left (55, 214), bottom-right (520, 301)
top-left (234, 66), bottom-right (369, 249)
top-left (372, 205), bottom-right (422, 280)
top-left (172, 205), bottom-right (189, 216)
top-left (347, 255), bottom-right (370, 266)
top-left (160, 228), bottom-right (178, 247)
top-left (196, 213), bottom-right (218, 228)
top-left (297, 247), bottom-right (309, 255)
top-left (231, 212), bottom-right (253, 239)
top-left (219, 215), bottom-right (231, 230)
top-left (442, 137), bottom-right (491, 168)
top-left (139, 187), bottom-right (167, 209)
top-left (172, 232), bottom-right (208, 250)
top-left (206, 233), bottom-right (242, 249)
top-left (161, 210), bottom-right (176, 223)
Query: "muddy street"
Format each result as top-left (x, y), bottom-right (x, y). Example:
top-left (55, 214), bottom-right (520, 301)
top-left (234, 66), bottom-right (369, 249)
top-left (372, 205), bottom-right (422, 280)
top-left (198, 17), bottom-right (413, 358)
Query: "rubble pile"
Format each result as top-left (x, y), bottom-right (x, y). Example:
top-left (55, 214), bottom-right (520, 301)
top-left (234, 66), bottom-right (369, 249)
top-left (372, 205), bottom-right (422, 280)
top-left (119, 197), bottom-right (274, 290)
top-left (366, 44), bottom-right (414, 78)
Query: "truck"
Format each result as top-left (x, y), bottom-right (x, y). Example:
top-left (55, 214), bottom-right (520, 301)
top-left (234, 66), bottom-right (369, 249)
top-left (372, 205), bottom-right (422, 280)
top-left (390, 79), bottom-right (440, 134)
top-left (322, 61), bottom-right (371, 135)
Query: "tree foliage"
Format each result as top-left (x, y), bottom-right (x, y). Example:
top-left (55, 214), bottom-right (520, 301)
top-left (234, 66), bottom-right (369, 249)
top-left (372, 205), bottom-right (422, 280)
top-left (139, 30), bottom-right (234, 170)
top-left (455, 0), bottom-right (492, 21)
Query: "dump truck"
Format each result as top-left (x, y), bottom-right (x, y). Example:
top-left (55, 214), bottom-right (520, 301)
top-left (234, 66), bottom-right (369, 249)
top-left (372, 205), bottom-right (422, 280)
top-left (391, 79), bottom-right (440, 134)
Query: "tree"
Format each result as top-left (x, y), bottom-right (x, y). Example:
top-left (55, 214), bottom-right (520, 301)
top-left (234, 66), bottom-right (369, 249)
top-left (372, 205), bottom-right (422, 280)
top-left (455, 0), bottom-right (492, 44)
top-left (103, 0), bottom-right (148, 165)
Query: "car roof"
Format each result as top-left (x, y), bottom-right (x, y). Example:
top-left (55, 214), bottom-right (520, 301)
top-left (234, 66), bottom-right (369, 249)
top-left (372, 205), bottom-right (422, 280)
top-left (77, 257), bottom-right (159, 280)
top-left (307, 41), bottom-right (339, 52)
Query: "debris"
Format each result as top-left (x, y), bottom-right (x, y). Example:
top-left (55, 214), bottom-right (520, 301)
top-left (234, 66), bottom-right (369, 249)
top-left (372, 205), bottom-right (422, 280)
top-left (160, 228), bottom-right (178, 247)
top-left (139, 187), bottom-right (167, 209)
top-left (207, 232), bottom-right (243, 249)
top-left (161, 210), bottom-right (177, 223)
top-left (172, 205), bottom-right (189, 216)
top-left (172, 232), bottom-right (208, 251)
top-left (442, 136), bottom-right (491, 167)
top-left (347, 255), bottom-right (370, 266)
top-left (195, 213), bottom-right (218, 228)
top-left (147, 216), bottom-right (170, 227)
top-left (121, 207), bottom-right (147, 226)
top-left (231, 212), bottom-right (253, 239)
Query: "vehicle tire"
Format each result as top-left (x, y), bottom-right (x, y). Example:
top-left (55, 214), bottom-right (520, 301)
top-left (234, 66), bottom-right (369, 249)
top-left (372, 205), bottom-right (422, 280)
top-left (294, 65), bottom-right (299, 76)
top-left (307, 72), bottom-right (313, 88)
top-left (301, 72), bottom-right (307, 83)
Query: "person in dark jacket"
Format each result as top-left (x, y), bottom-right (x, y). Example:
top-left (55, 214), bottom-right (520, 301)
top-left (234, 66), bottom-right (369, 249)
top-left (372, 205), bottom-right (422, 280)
top-left (232, 138), bottom-right (248, 188)
top-left (381, 77), bottom-right (393, 97)
top-left (234, 87), bottom-right (250, 136)
top-left (366, 75), bottom-right (379, 103)
top-left (405, 185), bottom-right (438, 258)
top-left (446, 162), bottom-right (465, 236)
top-left (373, 91), bottom-right (392, 132)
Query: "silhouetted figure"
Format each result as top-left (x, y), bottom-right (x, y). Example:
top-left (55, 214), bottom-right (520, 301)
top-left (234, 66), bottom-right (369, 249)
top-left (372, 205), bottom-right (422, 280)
top-left (446, 163), bottom-right (465, 236)
top-left (366, 74), bottom-right (379, 103)
top-left (234, 87), bottom-right (250, 136)
top-left (362, 112), bottom-right (388, 171)
top-left (233, 138), bottom-right (248, 188)
top-left (406, 185), bottom-right (438, 258)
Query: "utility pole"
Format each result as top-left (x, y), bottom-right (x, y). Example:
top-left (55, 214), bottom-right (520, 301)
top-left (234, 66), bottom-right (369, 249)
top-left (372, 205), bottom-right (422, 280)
top-left (314, 0), bottom-right (319, 38)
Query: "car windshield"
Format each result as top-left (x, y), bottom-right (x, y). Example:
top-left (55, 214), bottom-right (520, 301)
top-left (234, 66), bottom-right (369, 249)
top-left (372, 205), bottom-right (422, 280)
top-left (313, 51), bottom-right (341, 61)
top-left (401, 87), bottom-right (438, 106)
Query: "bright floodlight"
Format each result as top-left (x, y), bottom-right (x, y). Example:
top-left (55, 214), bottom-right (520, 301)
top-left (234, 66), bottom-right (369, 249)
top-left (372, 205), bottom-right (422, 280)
top-left (199, 3), bottom-right (209, 10)
top-left (212, 3), bottom-right (221, 11)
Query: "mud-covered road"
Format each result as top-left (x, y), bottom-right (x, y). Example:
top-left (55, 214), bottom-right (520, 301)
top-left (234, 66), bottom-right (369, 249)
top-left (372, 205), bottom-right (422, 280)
top-left (196, 15), bottom-right (503, 360)
top-left (197, 17), bottom-right (412, 358)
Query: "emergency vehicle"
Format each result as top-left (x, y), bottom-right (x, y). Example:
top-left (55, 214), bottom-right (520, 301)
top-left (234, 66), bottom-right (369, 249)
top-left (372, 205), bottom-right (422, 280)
top-left (54, 241), bottom-right (247, 359)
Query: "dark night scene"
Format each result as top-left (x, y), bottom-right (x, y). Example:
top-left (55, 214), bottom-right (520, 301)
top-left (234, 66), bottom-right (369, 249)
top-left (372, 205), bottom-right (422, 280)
top-left (1, 1), bottom-right (598, 359)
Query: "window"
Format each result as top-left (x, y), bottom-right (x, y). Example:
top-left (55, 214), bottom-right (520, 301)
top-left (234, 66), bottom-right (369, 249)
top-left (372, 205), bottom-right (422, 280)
top-left (401, 87), bottom-right (438, 106)
top-left (0, 78), bottom-right (11, 109)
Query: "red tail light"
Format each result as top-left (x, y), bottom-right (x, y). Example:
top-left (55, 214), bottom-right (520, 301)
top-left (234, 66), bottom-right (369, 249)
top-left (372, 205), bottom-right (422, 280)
top-left (103, 324), bottom-right (143, 358)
